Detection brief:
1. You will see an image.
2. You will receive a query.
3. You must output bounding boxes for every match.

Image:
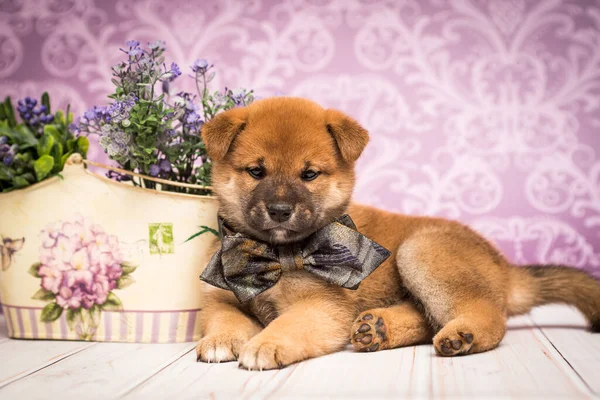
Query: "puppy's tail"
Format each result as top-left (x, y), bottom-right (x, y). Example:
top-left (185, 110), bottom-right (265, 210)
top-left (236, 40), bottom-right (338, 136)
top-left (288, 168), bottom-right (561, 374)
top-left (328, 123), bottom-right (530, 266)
top-left (507, 264), bottom-right (600, 332)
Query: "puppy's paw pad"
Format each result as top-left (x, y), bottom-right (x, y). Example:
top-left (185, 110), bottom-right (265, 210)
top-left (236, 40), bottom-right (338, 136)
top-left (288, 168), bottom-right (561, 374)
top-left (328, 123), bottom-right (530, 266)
top-left (351, 311), bottom-right (388, 352)
top-left (196, 336), bottom-right (245, 363)
top-left (434, 331), bottom-right (474, 356)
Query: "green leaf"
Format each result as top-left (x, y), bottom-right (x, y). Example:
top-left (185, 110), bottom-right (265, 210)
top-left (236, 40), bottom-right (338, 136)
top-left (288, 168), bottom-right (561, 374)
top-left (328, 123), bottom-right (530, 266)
top-left (12, 175), bottom-right (29, 188)
top-left (66, 139), bottom-right (75, 152)
top-left (41, 92), bottom-right (51, 114)
top-left (28, 262), bottom-right (41, 277)
top-left (32, 288), bottom-right (56, 301)
top-left (121, 262), bottom-right (137, 275)
top-left (0, 165), bottom-right (13, 181)
top-left (184, 226), bottom-right (220, 243)
top-left (43, 124), bottom-right (62, 142)
top-left (101, 292), bottom-right (123, 311)
top-left (75, 136), bottom-right (89, 156)
top-left (60, 151), bottom-right (73, 167)
top-left (3, 125), bottom-right (38, 149)
top-left (3, 97), bottom-right (17, 127)
top-left (66, 308), bottom-right (81, 330)
top-left (66, 104), bottom-right (72, 125)
top-left (37, 133), bottom-right (55, 156)
top-left (34, 155), bottom-right (54, 181)
top-left (21, 172), bottom-right (35, 183)
top-left (51, 142), bottom-right (64, 172)
top-left (116, 275), bottom-right (135, 289)
top-left (86, 305), bottom-right (101, 326)
top-left (12, 152), bottom-right (30, 167)
top-left (40, 302), bottom-right (63, 323)
top-left (55, 110), bottom-right (65, 125)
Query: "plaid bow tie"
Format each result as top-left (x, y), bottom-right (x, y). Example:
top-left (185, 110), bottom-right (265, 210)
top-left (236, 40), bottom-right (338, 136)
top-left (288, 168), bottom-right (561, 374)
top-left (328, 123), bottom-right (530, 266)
top-left (199, 214), bottom-right (392, 303)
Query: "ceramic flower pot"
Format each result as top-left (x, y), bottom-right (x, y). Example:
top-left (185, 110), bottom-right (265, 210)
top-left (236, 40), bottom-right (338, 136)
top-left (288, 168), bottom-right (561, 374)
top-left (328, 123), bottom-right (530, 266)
top-left (0, 154), bottom-right (218, 343)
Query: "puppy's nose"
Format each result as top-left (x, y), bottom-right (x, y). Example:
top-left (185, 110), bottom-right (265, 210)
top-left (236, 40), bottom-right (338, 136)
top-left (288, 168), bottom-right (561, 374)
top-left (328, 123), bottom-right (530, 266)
top-left (267, 203), bottom-right (293, 223)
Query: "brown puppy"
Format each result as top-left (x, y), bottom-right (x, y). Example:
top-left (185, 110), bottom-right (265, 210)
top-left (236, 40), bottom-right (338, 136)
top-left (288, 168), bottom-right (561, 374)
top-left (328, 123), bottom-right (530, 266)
top-left (195, 97), bottom-right (600, 370)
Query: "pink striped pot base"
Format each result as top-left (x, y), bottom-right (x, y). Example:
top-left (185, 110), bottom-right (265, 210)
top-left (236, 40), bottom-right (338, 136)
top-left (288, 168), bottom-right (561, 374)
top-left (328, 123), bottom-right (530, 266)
top-left (1, 303), bottom-right (202, 343)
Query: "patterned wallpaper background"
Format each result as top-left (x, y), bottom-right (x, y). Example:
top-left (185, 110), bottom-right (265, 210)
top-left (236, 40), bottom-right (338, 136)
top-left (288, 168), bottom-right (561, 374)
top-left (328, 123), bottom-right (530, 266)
top-left (2, 0), bottom-right (599, 277)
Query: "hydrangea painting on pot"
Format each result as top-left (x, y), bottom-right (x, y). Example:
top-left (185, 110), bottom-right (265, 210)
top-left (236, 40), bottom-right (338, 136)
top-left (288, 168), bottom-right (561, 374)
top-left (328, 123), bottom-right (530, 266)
top-left (0, 40), bottom-right (253, 343)
top-left (30, 214), bottom-right (138, 341)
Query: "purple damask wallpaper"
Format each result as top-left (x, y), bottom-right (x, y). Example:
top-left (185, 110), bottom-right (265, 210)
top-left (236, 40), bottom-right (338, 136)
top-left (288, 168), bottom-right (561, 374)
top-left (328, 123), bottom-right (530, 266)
top-left (2, 0), bottom-right (599, 276)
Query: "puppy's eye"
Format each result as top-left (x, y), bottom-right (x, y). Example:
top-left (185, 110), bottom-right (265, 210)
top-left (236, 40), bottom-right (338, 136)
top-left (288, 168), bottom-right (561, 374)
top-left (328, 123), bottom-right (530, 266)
top-left (301, 170), bottom-right (320, 182)
top-left (247, 167), bottom-right (265, 180)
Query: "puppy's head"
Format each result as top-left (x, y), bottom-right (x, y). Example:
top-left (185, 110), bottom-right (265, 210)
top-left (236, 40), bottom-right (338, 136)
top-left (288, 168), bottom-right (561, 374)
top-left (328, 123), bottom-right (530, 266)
top-left (202, 97), bottom-right (368, 244)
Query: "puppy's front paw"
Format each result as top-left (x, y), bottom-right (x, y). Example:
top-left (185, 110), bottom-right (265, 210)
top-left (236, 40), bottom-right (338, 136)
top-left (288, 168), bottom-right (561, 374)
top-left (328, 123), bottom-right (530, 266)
top-left (196, 334), bottom-right (248, 363)
top-left (238, 336), bottom-right (294, 370)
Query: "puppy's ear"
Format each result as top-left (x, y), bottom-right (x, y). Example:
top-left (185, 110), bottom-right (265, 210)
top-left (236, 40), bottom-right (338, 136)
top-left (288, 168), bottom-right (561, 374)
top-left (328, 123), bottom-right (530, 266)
top-left (324, 109), bottom-right (369, 163)
top-left (201, 107), bottom-right (249, 161)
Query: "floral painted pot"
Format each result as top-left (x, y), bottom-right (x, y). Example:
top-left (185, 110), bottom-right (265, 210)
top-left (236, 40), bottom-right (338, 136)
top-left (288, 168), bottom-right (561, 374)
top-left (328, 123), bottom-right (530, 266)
top-left (0, 154), bottom-right (218, 343)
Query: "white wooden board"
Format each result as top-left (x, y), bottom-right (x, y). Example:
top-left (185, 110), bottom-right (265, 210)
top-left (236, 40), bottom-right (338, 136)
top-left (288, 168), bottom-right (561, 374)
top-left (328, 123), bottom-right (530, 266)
top-left (531, 305), bottom-right (600, 396)
top-left (0, 306), bottom-right (598, 399)
top-left (0, 342), bottom-right (194, 400)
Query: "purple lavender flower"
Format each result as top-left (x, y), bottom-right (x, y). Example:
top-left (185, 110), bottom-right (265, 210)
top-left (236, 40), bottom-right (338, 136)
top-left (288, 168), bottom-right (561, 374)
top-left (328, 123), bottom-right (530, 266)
top-left (17, 96), bottom-right (54, 135)
top-left (186, 111), bottom-right (201, 124)
top-left (33, 105), bottom-right (47, 115)
top-left (40, 114), bottom-right (54, 124)
top-left (80, 106), bottom-right (108, 128)
top-left (174, 92), bottom-right (204, 133)
top-left (149, 40), bottom-right (166, 51)
top-left (106, 94), bottom-right (137, 123)
top-left (125, 40), bottom-right (140, 48)
top-left (2, 144), bottom-right (18, 166)
top-left (128, 48), bottom-right (143, 57)
top-left (120, 40), bottom-right (143, 59)
top-left (191, 59), bottom-right (209, 73)
top-left (0, 136), bottom-right (7, 145)
top-left (169, 62), bottom-right (181, 80)
top-left (138, 54), bottom-right (153, 67)
top-left (74, 39), bottom-right (256, 192)
top-left (160, 62), bottom-right (181, 95)
top-left (149, 164), bottom-right (160, 176)
top-left (69, 117), bottom-right (81, 134)
top-left (226, 88), bottom-right (253, 107)
top-left (84, 109), bottom-right (97, 120)
top-left (159, 158), bottom-right (171, 172)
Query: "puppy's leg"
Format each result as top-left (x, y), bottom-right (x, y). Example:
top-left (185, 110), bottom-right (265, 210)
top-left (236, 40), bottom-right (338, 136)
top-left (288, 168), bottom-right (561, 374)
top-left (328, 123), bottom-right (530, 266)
top-left (238, 295), bottom-right (355, 370)
top-left (397, 228), bottom-right (509, 356)
top-left (351, 302), bottom-right (433, 352)
top-left (432, 300), bottom-right (506, 356)
top-left (196, 288), bottom-right (263, 363)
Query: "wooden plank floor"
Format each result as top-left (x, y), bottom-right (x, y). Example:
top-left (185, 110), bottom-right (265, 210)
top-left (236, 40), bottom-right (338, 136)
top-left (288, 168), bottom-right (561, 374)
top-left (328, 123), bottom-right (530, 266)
top-left (0, 305), bottom-right (598, 400)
